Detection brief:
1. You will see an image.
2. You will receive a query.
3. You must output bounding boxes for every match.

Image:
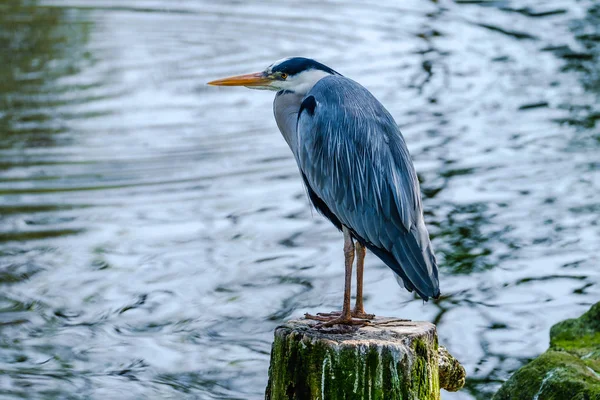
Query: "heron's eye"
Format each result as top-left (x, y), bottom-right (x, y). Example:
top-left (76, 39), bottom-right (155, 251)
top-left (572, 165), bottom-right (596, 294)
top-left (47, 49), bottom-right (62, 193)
top-left (281, 73), bottom-right (288, 80)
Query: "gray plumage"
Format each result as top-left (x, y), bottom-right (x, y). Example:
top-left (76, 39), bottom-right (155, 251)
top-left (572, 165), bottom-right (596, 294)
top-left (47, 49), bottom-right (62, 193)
top-left (274, 75), bottom-right (440, 300)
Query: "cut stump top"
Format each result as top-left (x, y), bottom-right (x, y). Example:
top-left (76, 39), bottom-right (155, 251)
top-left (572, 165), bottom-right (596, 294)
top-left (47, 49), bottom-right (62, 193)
top-left (278, 317), bottom-right (437, 347)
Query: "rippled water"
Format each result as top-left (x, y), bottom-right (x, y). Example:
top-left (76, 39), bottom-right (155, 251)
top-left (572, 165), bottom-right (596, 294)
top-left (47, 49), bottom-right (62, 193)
top-left (1, 0), bottom-right (599, 399)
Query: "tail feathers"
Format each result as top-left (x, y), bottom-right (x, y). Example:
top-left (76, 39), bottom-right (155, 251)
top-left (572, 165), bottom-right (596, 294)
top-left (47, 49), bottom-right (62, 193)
top-left (364, 230), bottom-right (440, 301)
top-left (393, 230), bottom-right (440, 299)
top-left (424, 242), bottom-right (440, 297)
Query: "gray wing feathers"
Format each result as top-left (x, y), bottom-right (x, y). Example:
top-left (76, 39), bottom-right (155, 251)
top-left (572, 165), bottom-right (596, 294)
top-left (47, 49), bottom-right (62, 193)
top-left (297, 75), bottom-right (440, 299)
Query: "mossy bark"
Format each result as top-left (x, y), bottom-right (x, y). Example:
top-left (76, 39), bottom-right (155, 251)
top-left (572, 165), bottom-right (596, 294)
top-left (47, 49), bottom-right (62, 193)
top-left (493, 302), bottom-right (600, 400)
top-left (265, 318), bottom-right (465, 400)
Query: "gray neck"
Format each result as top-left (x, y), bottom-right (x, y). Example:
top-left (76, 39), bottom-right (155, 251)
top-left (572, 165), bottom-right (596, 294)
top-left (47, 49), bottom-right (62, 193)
top-left (273, 90), bottom-right (305, 157)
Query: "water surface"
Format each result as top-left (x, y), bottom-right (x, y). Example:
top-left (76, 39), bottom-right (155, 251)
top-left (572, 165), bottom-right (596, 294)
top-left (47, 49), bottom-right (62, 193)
top-left (1, 0), bottom-right (599, 399)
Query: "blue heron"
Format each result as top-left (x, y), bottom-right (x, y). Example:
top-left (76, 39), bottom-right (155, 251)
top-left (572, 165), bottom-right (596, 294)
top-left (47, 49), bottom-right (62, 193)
top-left (208, 57), bottom-right (440, 326)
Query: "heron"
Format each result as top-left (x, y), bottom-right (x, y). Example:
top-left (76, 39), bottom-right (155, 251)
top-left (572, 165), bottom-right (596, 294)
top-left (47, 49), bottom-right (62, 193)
top-left (208, 57), bottom-right (440, 326)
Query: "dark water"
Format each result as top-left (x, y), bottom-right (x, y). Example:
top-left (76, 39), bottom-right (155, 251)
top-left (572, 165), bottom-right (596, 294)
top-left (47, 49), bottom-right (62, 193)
top-left (1, 0), bottom-right (599, 399)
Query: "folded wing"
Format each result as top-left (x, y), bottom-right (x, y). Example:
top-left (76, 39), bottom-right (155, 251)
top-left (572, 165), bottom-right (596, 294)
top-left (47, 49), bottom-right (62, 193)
top-left (296, 75), bottom-right (440, 300)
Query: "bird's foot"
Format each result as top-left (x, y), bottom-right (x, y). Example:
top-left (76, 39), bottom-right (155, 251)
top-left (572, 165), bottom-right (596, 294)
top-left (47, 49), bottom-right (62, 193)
top-left (304, 312), bottom-right (371, 328)
top-left (305, 309), bottom-right (375, 319)
top-left (352, 311), bottom-right (375, 319)
top-left (318, 315), bottom-right (370, 327)
top-left (352, 307), bottom-right (375, 320)
top-left (313, 310), bottom-right (343, 318)
top-left (304, 312), bottom-right (341, 321)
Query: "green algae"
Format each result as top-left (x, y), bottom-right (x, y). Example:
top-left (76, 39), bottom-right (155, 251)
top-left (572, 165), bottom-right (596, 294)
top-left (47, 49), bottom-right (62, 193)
top-left (493, 351), bottom-right (600, 400)
top-left (410, 338), bottom-right (438, 400)
top-left (438, 346), bottom-right (466, 392)
top-left (551, 302), bottom-right (600, 359)
top-left (493, 302), bottom-right (600, 400)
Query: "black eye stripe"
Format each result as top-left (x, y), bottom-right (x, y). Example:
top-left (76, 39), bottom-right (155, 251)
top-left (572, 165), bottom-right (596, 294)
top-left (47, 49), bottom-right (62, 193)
top-left (271, 57), bottom-right (338, 76)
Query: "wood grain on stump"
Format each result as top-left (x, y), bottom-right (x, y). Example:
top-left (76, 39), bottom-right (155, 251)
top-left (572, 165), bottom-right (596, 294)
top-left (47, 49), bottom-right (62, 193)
top-left (265, 317), bottom-right (465, 400)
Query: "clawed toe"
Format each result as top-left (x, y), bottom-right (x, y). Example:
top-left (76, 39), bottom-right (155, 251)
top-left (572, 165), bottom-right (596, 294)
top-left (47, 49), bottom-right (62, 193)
top-left (304, 313), bottom-right (332, 322)
top-left (352, 311), bottom-right (375, 319)
top-left (304, 312), bottom-right (371, 328)
top-left (318, 316), bottom-right (370, 327)
top-left (304, 310), bottom-right (343, 321)
top-left (317, 311), bottom-right (342, 317)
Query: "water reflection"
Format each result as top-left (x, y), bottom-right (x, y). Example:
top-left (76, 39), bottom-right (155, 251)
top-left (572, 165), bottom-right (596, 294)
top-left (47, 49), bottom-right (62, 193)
top-left (0, 1), bottom-right (92, 149)
top-left (552, 2), bottom-right (600, 132)
top-left (434, 203), bottom-right (497, 275)
top-left (0, 1), bottom-right (599, 399)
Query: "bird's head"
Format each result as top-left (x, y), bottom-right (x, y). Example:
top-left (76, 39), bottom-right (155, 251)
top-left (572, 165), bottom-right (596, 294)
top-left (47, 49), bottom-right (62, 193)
top-left (208, 57), bottom-right (339, 95)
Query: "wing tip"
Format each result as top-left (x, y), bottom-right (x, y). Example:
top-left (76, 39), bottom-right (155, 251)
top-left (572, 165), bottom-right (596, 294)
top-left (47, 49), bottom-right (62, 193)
top-left (418, 287), bottom-right (441, 302)
top-left (415, 274), bottom-right (441, 302)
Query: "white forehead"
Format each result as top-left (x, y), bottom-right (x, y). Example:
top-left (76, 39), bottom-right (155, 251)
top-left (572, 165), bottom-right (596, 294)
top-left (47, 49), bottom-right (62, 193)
top-left (266, 57), bottom-right (293, 74)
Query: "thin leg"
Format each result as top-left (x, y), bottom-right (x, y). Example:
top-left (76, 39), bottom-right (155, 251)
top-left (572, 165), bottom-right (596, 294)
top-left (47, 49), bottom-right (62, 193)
top-left (353, 242), bottom-right (374, 319)
top-left (340, 227), bottom-right (354, 318)
top-left (305, 227), bottom-right (368, 326)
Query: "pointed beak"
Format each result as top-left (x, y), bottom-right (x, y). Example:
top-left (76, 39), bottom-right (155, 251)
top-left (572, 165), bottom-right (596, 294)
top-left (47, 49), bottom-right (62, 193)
top-left (207, 72), bottom-right (272, 87)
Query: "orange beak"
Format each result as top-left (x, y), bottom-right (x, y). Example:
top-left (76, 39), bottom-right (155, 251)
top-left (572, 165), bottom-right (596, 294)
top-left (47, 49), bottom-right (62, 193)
top-left (207, 72), bottom-right (272, 87)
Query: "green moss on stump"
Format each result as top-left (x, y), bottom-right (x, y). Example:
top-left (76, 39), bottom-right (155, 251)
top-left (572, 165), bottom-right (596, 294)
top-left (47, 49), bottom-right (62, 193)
top-left (438, 346), bottom-right (466, 392)
top-left (494, 302), bottom-right (600, 400)
top-left (265, 318), bottom-right (465, 400)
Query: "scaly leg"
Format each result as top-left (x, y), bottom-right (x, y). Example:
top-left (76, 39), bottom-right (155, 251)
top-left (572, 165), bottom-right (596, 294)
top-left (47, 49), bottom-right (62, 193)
top-left (352, 242), bottom-right (374, 319)
top-left (305, 227), bottom-right (368, 326)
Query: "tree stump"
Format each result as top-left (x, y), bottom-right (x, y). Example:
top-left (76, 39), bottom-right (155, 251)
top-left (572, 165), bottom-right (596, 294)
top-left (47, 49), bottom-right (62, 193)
top-left (265, 317), bottom-right (465, 400)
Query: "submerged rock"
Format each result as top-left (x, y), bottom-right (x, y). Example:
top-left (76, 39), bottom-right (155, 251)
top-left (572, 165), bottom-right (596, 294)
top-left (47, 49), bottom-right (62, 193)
top-left (493, 302), bottom-right (600, 400)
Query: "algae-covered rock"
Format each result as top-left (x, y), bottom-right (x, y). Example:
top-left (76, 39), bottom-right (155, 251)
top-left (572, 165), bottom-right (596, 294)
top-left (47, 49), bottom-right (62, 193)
top-left (551, 302), bottom-right (600, 359)
top-left (493, 302), bottom-right (600, 400)
top-left (493, 351), bottom-right (600, 400)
